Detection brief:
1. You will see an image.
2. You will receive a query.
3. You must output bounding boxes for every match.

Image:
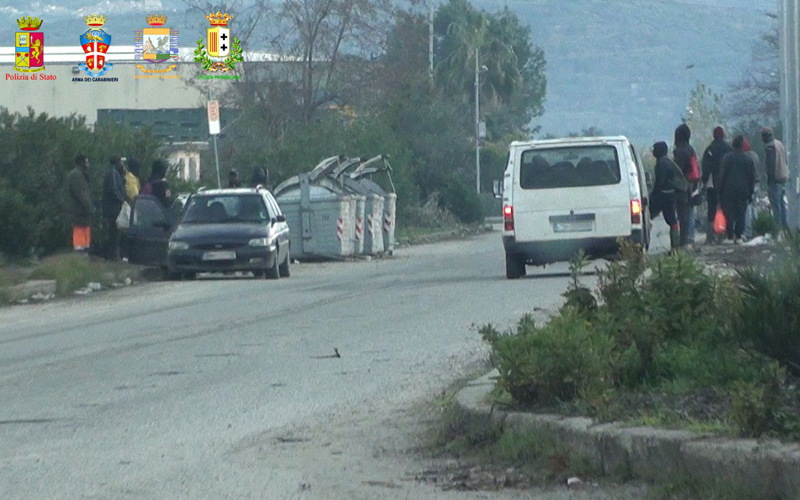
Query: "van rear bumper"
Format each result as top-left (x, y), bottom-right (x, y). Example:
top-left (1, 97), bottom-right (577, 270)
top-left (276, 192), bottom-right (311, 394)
top-left (503, 230), bottom-right (644, 265)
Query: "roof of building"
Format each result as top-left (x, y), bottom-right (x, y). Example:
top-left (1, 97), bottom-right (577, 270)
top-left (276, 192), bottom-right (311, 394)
top-left (0, 46), bottom-right (297, 65)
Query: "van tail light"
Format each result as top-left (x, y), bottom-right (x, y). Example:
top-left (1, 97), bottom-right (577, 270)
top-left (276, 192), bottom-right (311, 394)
top-left (630, 199), bottom-right (642, 224)
top-left (503, 205), bottom-right (514, 231)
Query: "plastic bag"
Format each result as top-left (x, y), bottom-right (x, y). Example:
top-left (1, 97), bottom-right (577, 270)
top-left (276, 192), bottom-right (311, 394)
top-left (713, 207), bottom-right (727, 235)
top-left (116, 201), bottom-right (131, 230)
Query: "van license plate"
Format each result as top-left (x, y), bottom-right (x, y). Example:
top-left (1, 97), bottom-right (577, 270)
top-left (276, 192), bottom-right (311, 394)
top-left (553, 221), bottom-right (593, 233)
top-left (202, 251), bottom-right (236, 261)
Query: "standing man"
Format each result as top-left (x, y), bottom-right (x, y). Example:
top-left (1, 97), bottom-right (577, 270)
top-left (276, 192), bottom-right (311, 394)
top-left (650, 141), bottom-right (687, 253)
top-left (66, 154), bottom-right (94, 252)
top-left (762, 127), bottom-right (789, 230)
top-left (673, 124), bottom-right (699, 247)
top-left (125, 158), bottom-right (142, 204)
top-left (148, 159), bottom-right (172, 207)
top-left (228, 169), bottom-right (242, 188)
top-left (102, 154), bottom-right (127, 260)
top-left (717, 136), bottom-right (756, 244)
top-left (742, 138), bottom-right (761, 239)
top-left (701, 126), bottom-right (732, 244)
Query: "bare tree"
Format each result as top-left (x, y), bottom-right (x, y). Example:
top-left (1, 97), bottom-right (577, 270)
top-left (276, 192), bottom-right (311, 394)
top-left (728, 25), bottom-right (780, 123)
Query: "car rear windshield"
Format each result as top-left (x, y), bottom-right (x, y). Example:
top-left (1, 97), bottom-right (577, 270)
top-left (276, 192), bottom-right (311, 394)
top-left (519, 145), bottom-right (621, 190)
top-left (182, 194), bottom-right (269, 224)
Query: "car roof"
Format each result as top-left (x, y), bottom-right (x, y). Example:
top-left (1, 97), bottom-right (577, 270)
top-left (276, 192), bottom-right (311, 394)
top-left (510, 136), bottom-right (630, 148)
top-left (194, 188), bottom-right (268, 196)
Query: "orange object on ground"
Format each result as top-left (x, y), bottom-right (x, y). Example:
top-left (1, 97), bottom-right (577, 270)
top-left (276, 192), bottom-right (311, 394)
top-left (72, 225), bottom-right (91, 250)
top-left (713, 208), bottom-right (727, 235)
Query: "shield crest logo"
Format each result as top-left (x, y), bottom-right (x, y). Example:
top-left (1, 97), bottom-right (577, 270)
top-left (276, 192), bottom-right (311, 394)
top-left (207, 26), bottom-right (230, 58)
top-left (78, 14), bottom-right (113, 76)
top-left (195, 12), bottom-right (242, 74)
top-left (134, 14), bottom-right (179, 69)
top-left (14, 16), bottom-right (45, 73)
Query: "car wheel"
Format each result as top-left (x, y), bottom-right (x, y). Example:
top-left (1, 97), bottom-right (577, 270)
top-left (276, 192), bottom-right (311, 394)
top-left (505, 254), bottom-right (526, 280)
top-left (265, 251), bottom-right (280, 280)
top-left (279, 248), bottom-right (291, 278)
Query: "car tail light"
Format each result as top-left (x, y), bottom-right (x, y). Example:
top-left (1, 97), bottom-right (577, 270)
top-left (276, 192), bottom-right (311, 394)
top-left (503, 205), bottom-right (514, 231)
top-left (630, 199), bottom-right (642, 224)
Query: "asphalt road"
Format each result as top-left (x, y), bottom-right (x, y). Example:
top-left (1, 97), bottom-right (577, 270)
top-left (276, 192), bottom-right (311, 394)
top-left (0, 229), bottom-right (657, 499)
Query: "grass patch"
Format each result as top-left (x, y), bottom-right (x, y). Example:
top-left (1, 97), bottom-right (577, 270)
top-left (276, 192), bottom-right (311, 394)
top-left (29, 254), bottom-right (137, 296)
top-left (645, 476), bottom-right (762, 500)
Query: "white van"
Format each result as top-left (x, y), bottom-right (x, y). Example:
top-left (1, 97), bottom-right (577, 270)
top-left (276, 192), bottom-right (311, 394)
top-left (496, 136), bottom-right (651, 279)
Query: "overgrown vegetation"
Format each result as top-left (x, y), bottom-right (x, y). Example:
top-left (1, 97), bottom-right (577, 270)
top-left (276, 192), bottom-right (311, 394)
top-left (0, 109), bottom-right (164, 258)
top-left (29, 254), bottom-right (139, 296)
top-left (752, 209), bottom-right (781, 238)
top-left (483, 237), bottom-right (800, 439)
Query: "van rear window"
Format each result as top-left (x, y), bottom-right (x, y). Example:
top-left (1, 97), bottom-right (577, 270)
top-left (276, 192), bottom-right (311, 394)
top-left (519, 146), bottom-right (621, 189)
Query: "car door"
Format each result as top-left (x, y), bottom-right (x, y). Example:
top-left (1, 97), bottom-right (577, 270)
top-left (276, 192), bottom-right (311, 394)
top-left (128, 195), bottom-right (175, 266)
top-left (264, 193), bottom-right (290, 260)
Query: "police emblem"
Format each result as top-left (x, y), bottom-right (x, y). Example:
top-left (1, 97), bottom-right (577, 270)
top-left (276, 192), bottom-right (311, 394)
top-left (79, 14), bottom-right (113, 77)
top-left (15, 16), bottom-right (45, 73)
top-left (134, 14), bottom-right (179, 77)
top-left (194, 12), bottom-right (243, 74)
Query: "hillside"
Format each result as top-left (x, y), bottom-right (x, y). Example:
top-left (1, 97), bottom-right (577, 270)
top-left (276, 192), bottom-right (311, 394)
top-left (472, 0), bottom-right (774, 143)
top-left (2, 0), bottom-right (774, 145)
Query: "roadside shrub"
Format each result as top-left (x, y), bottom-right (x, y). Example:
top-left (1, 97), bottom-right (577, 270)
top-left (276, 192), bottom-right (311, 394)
top-left (736, 232), bottom-right (800, 375)
top-left (399, 193), bottom-right (460, 229)
top-left (752, 209), bottom-right (780, 238)
top-left (482, 309), bottom-right (616, 405)
top-left (729, 362), bottom-right (786, 437)
top-left (0, 180), bottom-right (36, 258)
top-left (28, 253), bottom-right (132, 295)
top-left (443, 180), bottom-right (485, 224)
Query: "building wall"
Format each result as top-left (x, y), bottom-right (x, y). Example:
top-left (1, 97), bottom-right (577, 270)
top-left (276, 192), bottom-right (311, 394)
top-left (0, 62), bottom-right (229, 125)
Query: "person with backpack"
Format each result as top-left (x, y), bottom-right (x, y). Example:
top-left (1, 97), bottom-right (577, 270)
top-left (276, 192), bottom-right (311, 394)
top-left (742, 138), bottom-right (761, 239)
top-left (650, 141), bottom-right (687, 252)
top-left (673, 123), bottom-right (701, 248)
top-left (701, 126), bottom-right (732, 244)
top-left (762, 126), bottom-right (789, 230)
top-left (717, 136), bottom-right (756, 244)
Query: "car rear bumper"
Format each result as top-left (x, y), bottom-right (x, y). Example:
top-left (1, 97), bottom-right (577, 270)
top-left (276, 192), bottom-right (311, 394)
top-left (503, 230), bottom-right (643, 265)
top-left (168, 247), bottom-right (277, 272)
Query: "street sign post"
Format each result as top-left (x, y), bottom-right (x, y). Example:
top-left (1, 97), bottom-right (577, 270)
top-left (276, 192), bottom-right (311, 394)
top-left (208, 100), bottom-right (221, 188)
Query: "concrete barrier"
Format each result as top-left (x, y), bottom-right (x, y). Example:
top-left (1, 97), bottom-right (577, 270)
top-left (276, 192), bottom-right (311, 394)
top-left (455, 371), bottom-right (800, 499)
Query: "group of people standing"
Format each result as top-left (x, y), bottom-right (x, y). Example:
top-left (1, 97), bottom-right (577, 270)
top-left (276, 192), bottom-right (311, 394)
top-left (650, 123), bottom-right (790, 251)
top-left (66, 153), bottom-right (171, 259)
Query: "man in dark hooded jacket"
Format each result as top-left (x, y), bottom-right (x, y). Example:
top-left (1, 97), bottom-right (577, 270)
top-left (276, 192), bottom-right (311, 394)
top-left (718, 136), bottom-right (756, 243)
top-left (673, 123), bottom-right (698, 247)
top-left (701, 126), bottom-right (732, 244)
top-left (650, 142), bottom-right (686, 252)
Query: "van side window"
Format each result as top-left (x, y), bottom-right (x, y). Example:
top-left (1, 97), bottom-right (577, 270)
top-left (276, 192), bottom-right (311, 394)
top-left (520, 146), bottom-right (621, 190)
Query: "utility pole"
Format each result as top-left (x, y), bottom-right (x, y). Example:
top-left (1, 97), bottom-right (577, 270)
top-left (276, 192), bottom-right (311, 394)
top-left (475, 45), bottom-right (481, 194)
top-left (779, 0), bottom-right (800, 229)
top-left (429, 1), bottom-right (434, 84)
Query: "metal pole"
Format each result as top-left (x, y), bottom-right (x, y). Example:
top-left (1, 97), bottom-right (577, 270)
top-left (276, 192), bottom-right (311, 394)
top-left (780, 0), bottom-right (800, 228)
top-left (429, 1), bottom-right (434, 84)
top-left (475, 45), bottom-right (480, 194)
top-left (213, 135), bottom-right (221, 189)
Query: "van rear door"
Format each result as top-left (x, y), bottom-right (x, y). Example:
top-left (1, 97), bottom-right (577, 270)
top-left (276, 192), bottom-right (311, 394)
top-left (513, 142), bottom-right (632, 242)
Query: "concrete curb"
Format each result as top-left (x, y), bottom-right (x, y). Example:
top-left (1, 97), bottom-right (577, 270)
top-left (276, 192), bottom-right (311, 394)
top-left (455, 371), bottom-right (800, 498)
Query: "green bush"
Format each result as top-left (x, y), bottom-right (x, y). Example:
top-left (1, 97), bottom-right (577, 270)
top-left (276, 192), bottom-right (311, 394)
top-left (736, 231), bottom-right (800, 374)
top-left (443, 179), bottom-right (485, 224)
top-left (0, 180), bottom-right (36, 257)
top-left (752, 209), bottom-right (781, 238)
top-left (729, 362), bottom-right (786, 438)
top-left (482, 309), bottom-right (616, 405)
top-left (28, 253), bottom-right (133, 295)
